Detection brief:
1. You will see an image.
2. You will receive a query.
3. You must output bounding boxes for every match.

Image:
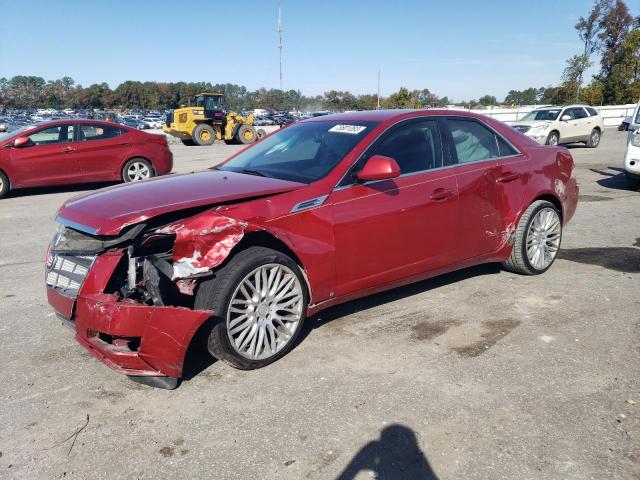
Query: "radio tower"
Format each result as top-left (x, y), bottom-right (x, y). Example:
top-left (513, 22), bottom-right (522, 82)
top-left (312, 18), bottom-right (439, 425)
top-left (278, 3), bottom-right (283, 90)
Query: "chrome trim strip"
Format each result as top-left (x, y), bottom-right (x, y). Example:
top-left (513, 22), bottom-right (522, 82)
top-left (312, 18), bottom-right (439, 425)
top-left (332, 114), bottom-right (524, 192)
top-left (290, 195), bottom-right (329, 213)
top-left (55, 215), bottom-right (99, 235)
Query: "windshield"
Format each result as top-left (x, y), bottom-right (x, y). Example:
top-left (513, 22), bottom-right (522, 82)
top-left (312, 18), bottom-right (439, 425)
top-left (521, 109), bottom-right (561, 121)
top-left (0, 126), bottom-right (31, 143)
top-left (218, 120), bottom-right (378, 183)
top-left (635, 106), bottom-right (640, 124)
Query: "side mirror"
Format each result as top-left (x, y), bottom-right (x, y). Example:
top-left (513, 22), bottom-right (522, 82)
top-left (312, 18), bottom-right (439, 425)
top-left (560, 115), bottom-right (571, 122)
top-left (13, 136), bottom-right (32, 148)
top-left (356, 155), bottom-right (401, 182)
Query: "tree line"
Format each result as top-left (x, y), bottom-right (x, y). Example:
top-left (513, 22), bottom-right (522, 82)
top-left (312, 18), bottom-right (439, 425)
top-left (1, 1), bottom-right (637, 112)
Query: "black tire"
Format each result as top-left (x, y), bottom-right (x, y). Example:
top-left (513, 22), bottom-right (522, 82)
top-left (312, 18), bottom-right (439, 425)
top-left (545, 131), bottom-right (560, 146)
top-left (194, 247), bottom-right (308, 370)
top-left (256, 128), bottom-right (267, 139)
top-left (502, 200), bottom-right (562, 275)
top-left (586, 128), bottom-right (601, 148)
top-left (235, 125), bottom-right (257, 144)
top-left (627, 174), bottom-right (640, 191)
top-left (0, 170), bottom-right (10, 199)
top-left (122, 158), bottom-right (155, 183)
top-left (181, 139), bottom-right (195, 146)
top-left (193, 124), bottom-right (216, 146)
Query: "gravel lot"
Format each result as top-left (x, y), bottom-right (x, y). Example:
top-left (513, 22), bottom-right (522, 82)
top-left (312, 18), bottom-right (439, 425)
top-left (0, 130), bottom-right (638, 480)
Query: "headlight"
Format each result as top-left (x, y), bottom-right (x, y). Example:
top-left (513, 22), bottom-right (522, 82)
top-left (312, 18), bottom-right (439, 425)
top-left (529, 123), bottom-right (550, 135)
top-left (632, 129), bottom-right (640, 147)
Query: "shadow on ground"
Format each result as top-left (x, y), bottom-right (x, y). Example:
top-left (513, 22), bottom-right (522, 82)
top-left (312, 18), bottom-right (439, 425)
top-left (558, 247), bottom-right (640, 273)
top-left (335, 424), bottom-right (438, 480)
top-left (589, 167), bottom-right (633, 191)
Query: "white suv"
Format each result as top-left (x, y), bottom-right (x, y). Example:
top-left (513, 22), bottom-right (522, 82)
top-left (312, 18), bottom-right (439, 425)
top-left (511, 105), bottom-right (604, 147)
top-left (624, 101), bottom-right (640, 190)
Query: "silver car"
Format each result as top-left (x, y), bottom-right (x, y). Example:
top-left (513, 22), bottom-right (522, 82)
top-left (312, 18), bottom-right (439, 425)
top-left (511, 104), bottom-right (604, 148)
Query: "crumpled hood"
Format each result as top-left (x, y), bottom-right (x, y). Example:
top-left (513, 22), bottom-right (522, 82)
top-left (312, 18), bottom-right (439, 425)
top-left (57, 170), bottom-right (304, 235)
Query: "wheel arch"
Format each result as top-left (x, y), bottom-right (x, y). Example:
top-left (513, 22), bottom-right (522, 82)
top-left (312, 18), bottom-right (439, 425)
top-left (531, 193), bottom-right (563, 222)
top-left (230, 230), bottom-right (313, 300)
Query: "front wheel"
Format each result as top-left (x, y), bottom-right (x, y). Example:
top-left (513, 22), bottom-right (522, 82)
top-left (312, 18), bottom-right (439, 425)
top-left (586, 128), bottom-right (601, 148)
top-left (502, 200), bottom-right (562, 275)
top-left (0, 171), bottom-right (10, 199)
top-left (194, 247), bottom-right (308, 370)
top-left (122, 158), bottom-right (154, 182)
top-left (546, 131), bottom-right (560, 146)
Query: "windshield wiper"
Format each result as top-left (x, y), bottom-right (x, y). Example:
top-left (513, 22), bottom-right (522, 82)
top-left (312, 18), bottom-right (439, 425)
top-left (240, 168), bottom-right (270, 178)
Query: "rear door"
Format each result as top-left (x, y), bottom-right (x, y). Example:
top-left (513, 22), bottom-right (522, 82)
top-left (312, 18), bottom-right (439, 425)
top-left (570, 107), bottom-right (592, 140)
top-left (330, 118), bottom-right (459, 297)
top-left (73, 123), bottom-right (129, 181)
top-left (8, 123), bottom-right (81, 187)
top-left (443, 117), bottom-right (517, 259)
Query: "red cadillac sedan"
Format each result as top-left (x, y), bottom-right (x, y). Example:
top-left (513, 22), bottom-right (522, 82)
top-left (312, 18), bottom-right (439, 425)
top-left (0, 119), bottom-right (173, 198)
top-left (46, 110), bottom-right (578, 389)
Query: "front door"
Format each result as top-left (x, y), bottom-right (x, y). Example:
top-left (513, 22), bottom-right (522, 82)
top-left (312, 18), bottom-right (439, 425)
top-left (330, 118), bottom-right (459, 297)
top-left (9, 124), bottom-right (80, 187)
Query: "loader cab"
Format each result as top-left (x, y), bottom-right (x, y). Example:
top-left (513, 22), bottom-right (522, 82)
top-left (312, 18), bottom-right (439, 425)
top-left (196, 93), bottom-right (225, 123)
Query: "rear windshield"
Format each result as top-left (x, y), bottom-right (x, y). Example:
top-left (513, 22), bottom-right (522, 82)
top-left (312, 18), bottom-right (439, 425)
top-left (218, 120), bottom-right (378, 183)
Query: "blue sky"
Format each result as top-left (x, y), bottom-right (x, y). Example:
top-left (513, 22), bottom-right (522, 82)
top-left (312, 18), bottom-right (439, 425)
top-left (1, 0), bottom-right (638, 101)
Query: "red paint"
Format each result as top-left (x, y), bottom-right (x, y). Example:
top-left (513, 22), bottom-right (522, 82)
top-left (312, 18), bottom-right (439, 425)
top-left (0, 120), bottom-right (172, 191)
top-left (47, 110), bottom-right (579, 381)
top-left (356, 155), bottom-right (400, 181)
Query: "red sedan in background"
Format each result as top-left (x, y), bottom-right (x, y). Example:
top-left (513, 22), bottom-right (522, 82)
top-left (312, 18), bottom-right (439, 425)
top-left (46, 110), bottom-right (578, 389)
top-left (0, 119), bottom-right (172, 198)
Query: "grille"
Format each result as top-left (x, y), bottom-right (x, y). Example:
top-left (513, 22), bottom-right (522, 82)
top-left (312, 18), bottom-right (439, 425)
top-left (513, 125), bottom-right (531, 133)
top-left (46, 254), bottom-right (95, 298)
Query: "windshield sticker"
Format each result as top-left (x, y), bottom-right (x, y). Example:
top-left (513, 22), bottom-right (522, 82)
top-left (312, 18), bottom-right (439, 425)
top-left (328, 124), bottom-right (367, 134)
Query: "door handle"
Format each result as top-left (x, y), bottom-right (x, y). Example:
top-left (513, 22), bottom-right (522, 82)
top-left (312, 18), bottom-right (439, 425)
top-left (61, 146), bottom-right (76, 153)
top-left (497, 172), bottom-right (520, 183)
top-left (430, 188), bottom-right (454, 201)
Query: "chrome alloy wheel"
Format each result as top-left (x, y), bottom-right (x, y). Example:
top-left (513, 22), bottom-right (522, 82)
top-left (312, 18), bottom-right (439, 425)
top-left (126, 161), bottom-right (151, 181)
top-left (226, 264), bottom-right (304, 360)
top-left (526, 208), bottom-right (561, 270)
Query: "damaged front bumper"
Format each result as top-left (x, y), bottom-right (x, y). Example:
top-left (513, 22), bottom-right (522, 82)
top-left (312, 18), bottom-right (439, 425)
top-left (47, 250), bottom-right (212, 385)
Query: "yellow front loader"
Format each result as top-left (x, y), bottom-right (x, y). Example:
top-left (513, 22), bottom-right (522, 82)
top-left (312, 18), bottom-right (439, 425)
top-left (163, 93), bottom-right (262, 146)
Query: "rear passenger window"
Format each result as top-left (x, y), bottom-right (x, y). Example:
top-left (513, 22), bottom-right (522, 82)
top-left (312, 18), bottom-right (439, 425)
top-left (366, 119), bottom-right (443, 174)
top-left (448, 119), bottom-right (500, 163)
top-left (586, 107), bottom-right (598, 116)
top-left (79, 124), bottom-right (123, 141)
top-left (571, 108), bottom-right (588, 119)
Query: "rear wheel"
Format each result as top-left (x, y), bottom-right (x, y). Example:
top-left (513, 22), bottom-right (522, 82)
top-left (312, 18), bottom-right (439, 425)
top-left (193, 124), bottom-right (216, 146)
top-left (236, 125), bottom-right (257, 144)
top-left (546, 131), bottom-right (560, 146)
top-left (0, 171), bottom-right (9, 199)
top-left (256, 128), bottom-right (267, 139)
top-left (586, 128), bottom-right (601, 148)
top-left (194, 247), bottom-right (308, 370)
top-left (502, 200), bottom-right (562, 275)
top-left (122, 158), bottom-right (154, 182)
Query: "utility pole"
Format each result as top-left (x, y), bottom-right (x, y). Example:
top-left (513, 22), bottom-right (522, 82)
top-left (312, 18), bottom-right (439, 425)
top-left (278, 3), bottom-right (283, 90)
top-left (377, 69), bottom-right (381, 109)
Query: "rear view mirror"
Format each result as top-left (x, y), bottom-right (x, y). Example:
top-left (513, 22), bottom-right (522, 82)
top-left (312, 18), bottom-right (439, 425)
top-left (357, 155), bottom-right (401, 182)
top-left (13, 136), bottom-right (32, 148)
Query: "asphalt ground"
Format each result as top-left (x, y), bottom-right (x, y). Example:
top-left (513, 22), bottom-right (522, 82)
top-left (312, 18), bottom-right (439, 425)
top-left (0, 129), bottom-right (638, 480)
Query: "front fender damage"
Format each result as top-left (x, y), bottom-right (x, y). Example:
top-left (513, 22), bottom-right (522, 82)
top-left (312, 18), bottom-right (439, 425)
top-left (156, 211), bottom-right (249, 280)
